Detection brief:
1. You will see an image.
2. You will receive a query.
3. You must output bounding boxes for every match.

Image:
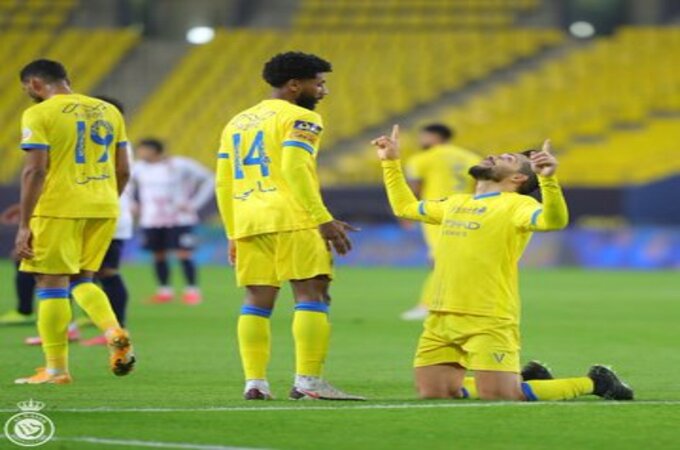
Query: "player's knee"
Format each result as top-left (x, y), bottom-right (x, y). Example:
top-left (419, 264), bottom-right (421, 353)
top-left (153, 251), bottom-right (167, 261)
top-left (416, 384), bottom-right (451, 399)
top-left (97, 267), bottom-right (118, 278)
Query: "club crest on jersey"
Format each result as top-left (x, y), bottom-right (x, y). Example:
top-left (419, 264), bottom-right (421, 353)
top-left (293, 120), bottom-right (322, 135)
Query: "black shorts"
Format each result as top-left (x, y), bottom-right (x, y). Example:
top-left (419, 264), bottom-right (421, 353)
top-left (141, 226), bottom-right (195, 252)
top-left (101, 239), bottom-right (125, 270)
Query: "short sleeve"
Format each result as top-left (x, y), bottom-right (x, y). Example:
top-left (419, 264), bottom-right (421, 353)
top-left (114, 110), bottom-right (128, 148)
top-left (20, 108), bottom-right (50, 151)
top-left (512, 195), bottom-right (543, 231)
top-left (282, 111), bottom-right (323, 156)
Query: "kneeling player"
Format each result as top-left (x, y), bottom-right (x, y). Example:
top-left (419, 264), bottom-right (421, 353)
top-left (372, 125), bottom-right (632, 401)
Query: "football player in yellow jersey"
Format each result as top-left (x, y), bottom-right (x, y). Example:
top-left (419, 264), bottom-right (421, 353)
top-left (373, 125), bottom-right (633, 401)
top-left (13, 59), bottom-right (136, 384)
top-left (401, 123), bottom-right (479, 321)
top-left (216, 52), bottom-right (364, 400)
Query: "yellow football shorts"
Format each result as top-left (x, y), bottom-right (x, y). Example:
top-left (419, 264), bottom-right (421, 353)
top-left (235, 228), bottom-right (333, 287)
top-left (20, 217), bottom-right (117, 275)
top-left (414, 312), bottom-right (521, 373)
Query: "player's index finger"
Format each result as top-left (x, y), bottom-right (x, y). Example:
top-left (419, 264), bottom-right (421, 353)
top-left (542, 139), bottom-right (552, 153)
top-left (391, 124), bottom-right (399, 140)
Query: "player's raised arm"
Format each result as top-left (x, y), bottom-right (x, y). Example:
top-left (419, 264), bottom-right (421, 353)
top-left (514, 139), bottom-right (569, 232)
top-left (373, 125), bottom-right (444, 224)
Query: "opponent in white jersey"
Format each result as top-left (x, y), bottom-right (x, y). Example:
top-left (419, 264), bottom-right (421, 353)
top-left (131, 138), bottom-right (215, 305)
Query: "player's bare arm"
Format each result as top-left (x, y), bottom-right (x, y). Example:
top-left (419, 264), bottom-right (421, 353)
top-left (0, 203), bottom-right (20, 225)
top-left (115, 142), bottom-right (131, 196)
top-left (319, 220), bottom-right (359, 255)
top-left (15, 149), bottom-right (48, 259)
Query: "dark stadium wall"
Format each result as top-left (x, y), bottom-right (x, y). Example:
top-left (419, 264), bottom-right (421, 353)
top-left (624, 176), bottom-right (680, 225)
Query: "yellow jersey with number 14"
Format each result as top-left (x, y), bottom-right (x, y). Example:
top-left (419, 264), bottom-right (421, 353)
top-left (20, 93), bottom-right (128, 219)
top-left (216, 99), bottom-right (333, 240)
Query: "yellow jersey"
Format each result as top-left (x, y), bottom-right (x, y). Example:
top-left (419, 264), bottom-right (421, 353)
top-left (405, 144), bottom-right (479, 200)
top-left (216, 99), bottom-right (332, 240)
top-left (20, 93), bottom-right (128, 219)
top-left (382, 160), bottom-right (568, 322)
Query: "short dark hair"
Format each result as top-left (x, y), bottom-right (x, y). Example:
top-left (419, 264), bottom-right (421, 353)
top-left (95, 95), bottom-right (125, 115)
top-left (20, 59), bottom-right (68, 83)
top-left (138, 138), bottom-right (164, 154)
top-left (517, 150), bottom-right (539, 195)
top-left (262, 52), bottom-right (332, 88)
top-left (421, 123), bottom-right (454, 141)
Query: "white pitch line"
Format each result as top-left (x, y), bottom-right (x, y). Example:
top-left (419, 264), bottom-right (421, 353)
top-left (1, 400), bottom-right (679, 414)
top-left (53, 437), bottom-right (270, 450)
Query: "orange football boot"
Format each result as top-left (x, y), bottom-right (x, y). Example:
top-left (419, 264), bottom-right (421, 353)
top-left (15, 367), bottom-right (72, 385)
top-left (106, 328), bottom-right (136, 376)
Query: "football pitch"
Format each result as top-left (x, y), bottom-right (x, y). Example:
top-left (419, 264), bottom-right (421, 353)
top-left (1, 261), bottom-right (679, 450)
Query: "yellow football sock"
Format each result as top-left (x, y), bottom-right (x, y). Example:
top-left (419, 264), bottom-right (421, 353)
top-left (293, 303), bottom-right (330, 377)
top-left (461, 376), bottom-right (478, 398)
top-left (71, 280), bottom-right (120, 332)
top-left (523, 378), bottom-right (594, 401)
top-left (238, 306), bottom-right (272, 380)
top-left (418, 272), bottom-right (435, 308)
top-left (36, 290), bottom-right (72, 373)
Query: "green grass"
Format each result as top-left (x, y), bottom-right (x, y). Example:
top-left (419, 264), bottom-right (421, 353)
top-left (1, 261), bottom-right (679, 449)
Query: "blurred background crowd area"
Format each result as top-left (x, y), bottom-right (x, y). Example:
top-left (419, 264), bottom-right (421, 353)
top-left (0, 0), bottom-right (679, 267)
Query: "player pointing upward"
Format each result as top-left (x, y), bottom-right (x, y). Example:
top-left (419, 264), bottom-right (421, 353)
top-left (216, 52), bottom-right (363, 400)
top-left (14, 59), bottom-right (135, 384)
top-left (373, 125), bottom-right (632, 401)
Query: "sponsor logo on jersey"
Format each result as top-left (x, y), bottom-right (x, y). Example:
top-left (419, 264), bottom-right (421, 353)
top-left (290, 130), bottom-right (318, 144)
top-left (293, 120), bottom-right (322, 135)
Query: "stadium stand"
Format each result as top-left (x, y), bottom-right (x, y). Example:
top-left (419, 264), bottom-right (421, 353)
top-left (393, 26), bottom-right (680, 187)
top-left (130, 28), bottom-right (563, 178)
top-left (0, 27), bottom-right (140, 182)
top-left (0, 0), bottom-right (77, 29)
top-left (294, 0), bottom-right (541, 29)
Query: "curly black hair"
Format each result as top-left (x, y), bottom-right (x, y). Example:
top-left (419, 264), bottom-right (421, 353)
top-left (138, 138), bottom-right (165, 154)
top-left (421, 123), bottom-right (454, 141)
top-left (518, 150), bottom-right (539, 195)
top-left (20, 59), bottom-right (68, 82)
top-left (95, 95), bottom-right (125, 115)
top-left (262, 51), bottom-right (332, 88)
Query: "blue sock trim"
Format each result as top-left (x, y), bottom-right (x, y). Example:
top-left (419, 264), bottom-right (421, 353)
top-left (460, 387), bottom-right (470, 399)
top-left (294, 302), bottom-right (329, 313)
top-left (36, 288), bottom-right (70, 300)
top-left (521, 382), bottom-right (538, 401)
top-left (70, 277), bottom-right (94, 290)
top-left (240, 305), bottom-right (272, 318)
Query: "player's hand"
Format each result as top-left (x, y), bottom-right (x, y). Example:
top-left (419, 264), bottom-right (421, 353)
top-left (319, 220), bottom-right (360, 256)
top-left (530, 139), bottom-right (558, 177)
top-left (14, 226), bottom-right (34, 260)
top-left (371, 124), bottom-right (400, 161)
top-left (228, 240), bottom-right (236, 266)
top-left (0, 204), bottom-right (20, 225)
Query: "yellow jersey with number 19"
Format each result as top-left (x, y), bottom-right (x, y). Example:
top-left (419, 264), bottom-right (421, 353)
top-left (216, 99), bottom-right (333, 240)
top-left (20, 93), bottom-right (128, 219)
